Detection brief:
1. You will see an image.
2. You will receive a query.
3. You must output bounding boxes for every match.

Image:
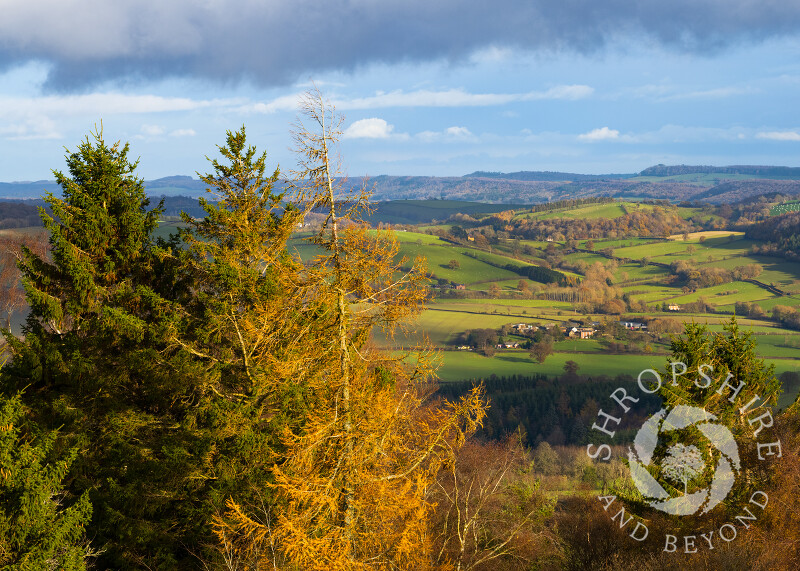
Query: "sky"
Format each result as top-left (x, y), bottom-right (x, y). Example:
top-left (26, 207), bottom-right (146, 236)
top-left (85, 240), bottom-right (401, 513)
top-left (1, 0), bottom-right (800, 181)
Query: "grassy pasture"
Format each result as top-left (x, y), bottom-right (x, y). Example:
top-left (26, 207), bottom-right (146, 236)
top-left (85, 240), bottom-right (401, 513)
top-left (769, 201), bottom-right (800, 216)
top-left (614, 262), bottom-right (671, 282)
top-left (371, 308), bottom-right (530, 348)
top-left (392, 243), bottom-right (520, 284)
top-left (530, 202), bottom-right (630, 221)
top-left (518, 239), bottom-right (554, 249)
top-left (675, 207), bottom-right (724, 225)
top-left (153, 221), bottom-right (186, 241)
top-left (587, 237), bottom-right (658, 249)
top-left (612, 240), bottom-right (694, 260)
top-left (389, 230), bottom-right (445, 245)
top-left (464, 279), bottom-right (544, 292)
top-left (434, 351), bottom-right (668, 382)
top-left (432, 298), bottom-right (573, 309)
top-left (563, 251), bottom-right (609, 265)
top-left (667, 230), bottom-right (745, 241)
top-left (750, 333), bottom-right (800, 357)
top-left (621, 284), bottom-right (674, 294)
top-left (741, 296), bottom-right (800, 312)
top-left (371, 300), bottom-right (580, 349)
top-left (670, 281), bottom-right (777, 305)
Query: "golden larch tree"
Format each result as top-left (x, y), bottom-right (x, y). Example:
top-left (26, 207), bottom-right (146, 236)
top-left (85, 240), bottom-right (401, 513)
top-left (213, 88), bottom-right (486, 570)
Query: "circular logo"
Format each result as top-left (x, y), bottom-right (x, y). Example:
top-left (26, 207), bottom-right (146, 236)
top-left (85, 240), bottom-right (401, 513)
top-left (628, 405), bottom-right (741, 516)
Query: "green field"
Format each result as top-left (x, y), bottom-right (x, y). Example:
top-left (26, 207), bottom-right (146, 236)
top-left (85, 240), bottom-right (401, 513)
top-left (529, 202), bottom-right (630, 220)
top-left (434, 350), bottom-right (664, 382)
top-left (770, 201), bottom-right (800, 216)
top-left (151, 201), bottom-right (800, 397)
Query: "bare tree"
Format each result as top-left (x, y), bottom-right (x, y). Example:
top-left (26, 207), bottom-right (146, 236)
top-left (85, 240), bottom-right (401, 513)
top-left (0, 230), bottom-right (48, 330)
top-left (430, 437), bottom-right (557, 570)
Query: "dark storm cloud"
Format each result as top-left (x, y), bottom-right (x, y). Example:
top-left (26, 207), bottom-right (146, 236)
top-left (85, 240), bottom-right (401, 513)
top-left (2, 0), bottom-right (799, 90)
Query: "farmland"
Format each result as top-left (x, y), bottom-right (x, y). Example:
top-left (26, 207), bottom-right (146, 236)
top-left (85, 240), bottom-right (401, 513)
top-left (147, 198), bottom-right (800, 409)
top-left (342, 198), bottom-right (800, 415)
top-left (6, 193), bottom-right (800, 444)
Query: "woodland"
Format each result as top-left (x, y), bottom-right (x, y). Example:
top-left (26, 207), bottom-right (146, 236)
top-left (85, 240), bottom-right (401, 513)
top-left (1, 90), bottom-right (800, 571)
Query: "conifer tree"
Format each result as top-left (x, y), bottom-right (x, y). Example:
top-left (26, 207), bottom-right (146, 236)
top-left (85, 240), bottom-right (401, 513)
top-left (162, 127), bottom-right (318, 566)
top-left (212, 89), bottom-right (487, 570)
top-left (1, 129), bottom-right (217, 567)
top-left (659, 316), bottom-right (779, 431)
top-left (653, 316), bottom-right (781, 508)
top-left (0, 392), bottom-right (93, 569)
top-left (173, 125), bottom-right (303, 400)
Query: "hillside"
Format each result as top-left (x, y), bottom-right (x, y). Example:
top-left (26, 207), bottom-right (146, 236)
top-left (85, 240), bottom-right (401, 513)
top-left (4, 164), bottom-right (800, 204)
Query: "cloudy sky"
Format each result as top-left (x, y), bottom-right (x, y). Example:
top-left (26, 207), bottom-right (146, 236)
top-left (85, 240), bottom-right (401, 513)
top-left (2, 0), bottom-right (800, 181)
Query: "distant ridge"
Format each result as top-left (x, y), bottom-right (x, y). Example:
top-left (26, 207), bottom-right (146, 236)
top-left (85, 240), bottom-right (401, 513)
top-left (2, 164), bottom-right (800, 204)
top-left (465, 170), bottom-right (633, 181)
top-left (0, 176), bottom-right (211, 199)
top-left (638, 164), bottom-right (800, 178)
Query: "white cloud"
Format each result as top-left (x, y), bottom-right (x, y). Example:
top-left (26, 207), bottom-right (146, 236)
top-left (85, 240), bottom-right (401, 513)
top-left (416, 130), bottom-right (440, 142)
top-left (170, 128), bottom-right (196, 137)
top-left (343, 118), bottom-right (394, 139)
top-left (756, 131), bottom-right (800, 141)
top-left (445, 126), bottom-right (473, 138)
top-left (332, 86), bottom-right (593, 110)
top-left (245, 86), bottom-right (593, 115)
top-left (657, 86), bottom-right (758, 102)
top-left (141, 124), bottom-right (165, 136)
top-left (245, 94), bottom-right (302, 114)
top-left (230, 85), bottom-right (597, 116)
top-left (469, 46), bottom-right (515, 64)
top-left (578, 127), bottom-right (620, 142)
top-left (0, 93), bottom-right (237, 117)
top-left (0, 116), bottom-right (61, 140)
top-left (415, 126), bottom-right (477, 143)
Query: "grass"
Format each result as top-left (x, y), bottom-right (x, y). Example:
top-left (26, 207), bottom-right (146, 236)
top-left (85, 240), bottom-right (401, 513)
top-left (434, 351), bottom-right (668, 382)
top-left (770, 201), bottom-right (800, 216)
top-left (585, 237), bottom-right (658, 249)
top-left (669, 281), bottom-right (777, 305)
top-left (532, 202), bottom-right (630, 221)
top-left (432, 298), bottom-right (573, 308)
top-left (667, 230), bottom-right (745, 241)
top-left (380, 230), bottom-right (445, 245)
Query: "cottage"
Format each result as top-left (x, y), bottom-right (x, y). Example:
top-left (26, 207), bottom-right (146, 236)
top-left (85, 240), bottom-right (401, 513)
top-left (568, 327), bottom-right (596, 339)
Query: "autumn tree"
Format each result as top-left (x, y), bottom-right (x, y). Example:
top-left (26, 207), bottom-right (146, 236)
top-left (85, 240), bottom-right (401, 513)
top-left (530, 336), bottom-right (554, 364)
top-left (429, 438), bottom-right (557, 570)
top-left (0, 231), bottom-right (48, 329)
top-left (213, 89), bottom-right (487, 570)
top-left (158, 125), bottom-right (332, 568)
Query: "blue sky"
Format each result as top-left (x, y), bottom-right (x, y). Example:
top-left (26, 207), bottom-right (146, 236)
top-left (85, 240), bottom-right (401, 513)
top-left (1, 1), bottom-right (800, 181)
